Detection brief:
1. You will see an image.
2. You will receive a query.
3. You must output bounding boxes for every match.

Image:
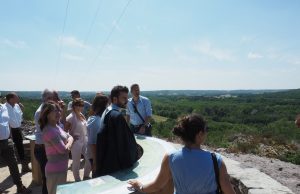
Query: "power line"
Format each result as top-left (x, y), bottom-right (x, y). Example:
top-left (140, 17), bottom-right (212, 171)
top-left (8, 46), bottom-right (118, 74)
top-left (73, 0), bottom-right (103, 63)
top-left (82, 0), bottom-right (103, 48)
top-left (54, 0), bottom-right (71, 87)
top-left (80, 0), bottom-right (133, 83)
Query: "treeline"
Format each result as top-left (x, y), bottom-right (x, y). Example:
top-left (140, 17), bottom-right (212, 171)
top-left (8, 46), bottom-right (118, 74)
top-left (17, 89), bottom-right (300, 164)
top-left (149, 90), bottom-right (300, 164)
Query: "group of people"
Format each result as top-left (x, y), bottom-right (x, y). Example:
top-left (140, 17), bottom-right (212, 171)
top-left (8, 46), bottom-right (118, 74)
top-left (0, 84), bottom-right (152, 194)
top-left (2, 86), bottom-right (299, 194)
top-left (31, 84), bottom-right (152, 194)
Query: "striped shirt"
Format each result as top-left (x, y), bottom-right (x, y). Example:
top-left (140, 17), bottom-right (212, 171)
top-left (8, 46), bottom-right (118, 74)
top-left (43, 124), bottom-right (70, 174)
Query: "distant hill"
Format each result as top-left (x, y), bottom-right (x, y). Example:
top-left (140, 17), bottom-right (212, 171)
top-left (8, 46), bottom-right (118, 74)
top-left (1, 89), bottom-right (295, 99)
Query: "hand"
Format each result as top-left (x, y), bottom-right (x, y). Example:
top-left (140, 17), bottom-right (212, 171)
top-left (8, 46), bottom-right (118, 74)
top-left (58, 100), bottom-right (65, 109)
top-left (127, 180), bottom-right (143, 191)
top-left (66, 136), bottom-right (73, 150)
top-left (66, 144), bottom-right (72, 150)
top-left (138, 126), bottom-right (146, 134)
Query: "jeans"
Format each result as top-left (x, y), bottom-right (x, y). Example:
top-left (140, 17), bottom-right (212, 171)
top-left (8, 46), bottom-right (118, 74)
top-left (34, 144), bottom-right (48, 194)
top-left (0, 139), bottom-right (22, 187)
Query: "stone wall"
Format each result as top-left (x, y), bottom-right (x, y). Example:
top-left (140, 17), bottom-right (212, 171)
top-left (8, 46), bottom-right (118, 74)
top-left (224, 157), bottom-right (294, 194)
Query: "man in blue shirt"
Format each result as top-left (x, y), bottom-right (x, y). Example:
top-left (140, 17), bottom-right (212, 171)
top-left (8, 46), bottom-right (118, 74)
top-left (126, 84), bottom-right (152, 136)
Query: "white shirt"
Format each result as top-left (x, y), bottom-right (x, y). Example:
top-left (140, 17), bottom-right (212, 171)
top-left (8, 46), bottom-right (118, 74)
top-left (5, 102), bottom-right (23, 128)
top-left (0, 104), bottom-right (10, 140)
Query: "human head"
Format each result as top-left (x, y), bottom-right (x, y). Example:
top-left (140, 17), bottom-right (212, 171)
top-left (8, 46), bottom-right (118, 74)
top-left (130, 84), bottom-right (140, 98)
top-left (172, 114), bottom-right (207, 145)
top-left (71, 98), bottom-right (84, 112)
top-left (39, 101), bottom-right (61, 130)
top-left (71, 90), bottom-right (80, 100)
top-left (91, 95), bottom-right (109, 116)
top-left (53, 90), bottom-right (61, 102)
top-left (110, 85), bottom-right (129, 108)
top-left (6, 92), bottom-right (19, 106)
top-left (42, 89), bottom-right (54, 103)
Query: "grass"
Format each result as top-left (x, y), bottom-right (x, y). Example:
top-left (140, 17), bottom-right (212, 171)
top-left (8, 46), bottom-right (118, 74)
top-left (152, 114), bottom-right (168, 123)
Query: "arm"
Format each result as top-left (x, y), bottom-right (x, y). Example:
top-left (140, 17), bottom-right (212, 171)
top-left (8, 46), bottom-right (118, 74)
top-left (145, 98), bottom-right (152, 122)
top-left (65, 135), bottom-right (73, 150)
top-left (219, 160), bottom-right (236, 194)
top-left (45, 129), bottom-right (68, 154)
top-left (128, 154), bottom-right (172, 193)
top-left (64, 121), bottom-right (71, 132)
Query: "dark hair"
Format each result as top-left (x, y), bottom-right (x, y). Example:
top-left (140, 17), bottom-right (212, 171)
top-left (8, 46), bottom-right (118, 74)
top-left (172, 114), bottom-right (207, 144)
top-left (6, 92), bottom-right (17, 102)
top-left (110, 85), bottom-right (129, 101)
top-left (39, 101), bottom-right (60, 130)
top-left (71, 98), bottom-right (84, 109)
top-left (91, 95), bottom-right (109, 116)
top-left (71, 90), bottom-right (80, 96)
top-left (53, 90), bottom-right (61, 102)
top-left (130, 84), bottom-right (139, 92)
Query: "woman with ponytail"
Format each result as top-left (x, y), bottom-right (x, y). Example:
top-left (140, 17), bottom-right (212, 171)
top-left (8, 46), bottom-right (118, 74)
top-left (128, 114), bottom-right (235, 194)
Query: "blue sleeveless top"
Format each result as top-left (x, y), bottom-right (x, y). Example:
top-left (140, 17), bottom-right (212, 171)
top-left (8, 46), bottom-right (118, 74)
top-left (168, 147), bottom-right (222, 194)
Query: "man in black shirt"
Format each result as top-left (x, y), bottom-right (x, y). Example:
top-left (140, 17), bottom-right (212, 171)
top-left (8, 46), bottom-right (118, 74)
top-left (95, 85), bottom-right (140, 177)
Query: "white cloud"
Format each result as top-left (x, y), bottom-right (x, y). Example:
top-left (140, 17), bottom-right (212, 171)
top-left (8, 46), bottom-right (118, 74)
top-left (1, 39), bottom-right (28, 48)
top-left (193, 41), bottom-right (235, 61)
top-left (62, 53), bottom-right (84, 61)
top-left (58, 36), bottom-right (88, 48)
top-left (173, 47), bottom-right (203, 65)
top-left (266, 50), bottom-right (300, 65)
top-left (248, 52), bottom-right (263, 59)
top-left (287, 57), bottom-right (300, 65)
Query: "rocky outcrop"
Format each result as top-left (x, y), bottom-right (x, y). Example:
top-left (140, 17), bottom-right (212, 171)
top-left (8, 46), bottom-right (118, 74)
top-left (224, 156), bottom-right (294, 194)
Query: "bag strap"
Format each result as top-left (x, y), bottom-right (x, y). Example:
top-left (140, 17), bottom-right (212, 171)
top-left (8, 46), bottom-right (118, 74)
top-left (132, 102), bottom-right (145, 123)
top-left (211, 153), bottom-right (222, 194)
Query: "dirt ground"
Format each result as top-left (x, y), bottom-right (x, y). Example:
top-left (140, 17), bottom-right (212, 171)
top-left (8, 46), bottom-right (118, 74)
top-left (0, 160), bottom-right (87, 194)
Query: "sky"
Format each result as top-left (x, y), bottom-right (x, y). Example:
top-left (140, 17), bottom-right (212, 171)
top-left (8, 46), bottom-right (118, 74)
top-left (0, 0), bottom-right (300, 91)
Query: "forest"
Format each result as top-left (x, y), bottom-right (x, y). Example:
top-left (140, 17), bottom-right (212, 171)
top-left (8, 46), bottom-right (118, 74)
top-left (4, 89), bottom-right (300, 164)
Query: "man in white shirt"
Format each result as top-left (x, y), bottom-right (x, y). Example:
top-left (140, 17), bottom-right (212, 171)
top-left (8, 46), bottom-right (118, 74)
top-left (5, 92), bottom-right (31, 173)
top-left (0, 103), bottom-right (31, 193)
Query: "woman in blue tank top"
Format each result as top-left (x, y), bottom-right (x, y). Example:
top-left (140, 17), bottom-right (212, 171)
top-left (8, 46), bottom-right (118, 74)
top-left (128, 114), bottom-right (235, 194)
